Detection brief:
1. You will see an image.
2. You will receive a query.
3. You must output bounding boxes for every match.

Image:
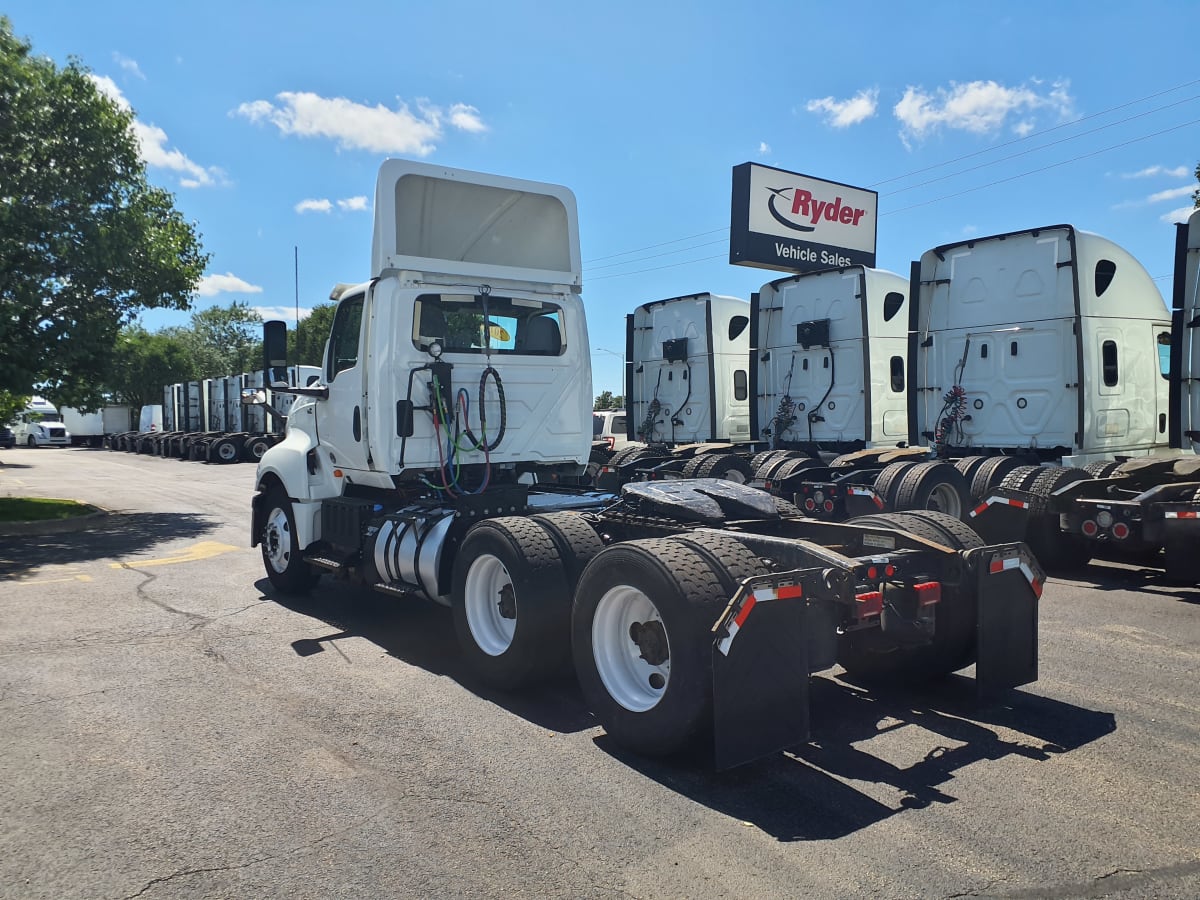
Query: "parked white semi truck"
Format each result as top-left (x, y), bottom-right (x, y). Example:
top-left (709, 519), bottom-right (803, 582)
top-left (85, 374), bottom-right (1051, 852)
top-left (60, 405), bottom-right (132, 447)
top-left (245, 159), bottom-right (1042, 769)
top-left (11, 397), bottom-right (70, 447)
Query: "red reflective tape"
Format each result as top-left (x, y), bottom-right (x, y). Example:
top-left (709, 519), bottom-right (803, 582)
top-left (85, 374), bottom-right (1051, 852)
top-left (1166, 510), bottom-right (1198, 519)
top-left (873, 494), bottom-right (885, 509)
top-left (855, 591), bottom-right (883, 617)
top-left (1008, 498), bottom-right (1029, 508)
top-left (989, 559), bottom-right (1005, 574)
top-left (971, 502), bottom-right (988, 517)
top-left (1030, 578), bottom-right (1043, 599)
top-left (913, 581), bottom-right (941, 606)
top-left (775, 584), bottom-right (804, 600)
top-left (733, 595), bottom-right (757, 629)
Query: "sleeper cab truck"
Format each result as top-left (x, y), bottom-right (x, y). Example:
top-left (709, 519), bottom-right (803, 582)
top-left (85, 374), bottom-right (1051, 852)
top-left (12, 397), bottom-right (71, 447)
top-left (977, 214), bottom-right (1200, 581)
top-left (246, 159), bottom-right (1043, 769)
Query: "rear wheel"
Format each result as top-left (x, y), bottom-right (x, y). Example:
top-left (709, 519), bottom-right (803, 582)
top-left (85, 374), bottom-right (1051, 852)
top-left (529, 512), bottom-right (605, 594)
top-left (244, 436), bottom-right (271, 461)
top-left (892, 462), bottom-right (971, 519)
top-left (1083, 461), bottom-right (1121, 478)
top-left (573, 539), bottom-right (729, 757)
top-left (211, 437), bottom-right (241, 464)
top-left (953, 455), bottom-right (990, 488)
top-left (1025, 467), bottom-right (1092, 571)
top-left (689, 453), bottom-right (753, 484)
top-left (969, 456), bottom-right (1026, 502)
top-left (260, 487), bottom-right (320, 594)
top-left (452, 517), bottom-right (571, 689)
top-left (872, 461), bottom-right (917, 509)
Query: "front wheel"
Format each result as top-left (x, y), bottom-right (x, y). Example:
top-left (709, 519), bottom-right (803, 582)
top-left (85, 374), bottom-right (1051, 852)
top-left (260, 488), bottom-right (320, 594)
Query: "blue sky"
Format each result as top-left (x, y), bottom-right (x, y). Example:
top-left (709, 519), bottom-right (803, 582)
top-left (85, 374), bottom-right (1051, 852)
top-left (8, 1), bottom-right (1199, 395)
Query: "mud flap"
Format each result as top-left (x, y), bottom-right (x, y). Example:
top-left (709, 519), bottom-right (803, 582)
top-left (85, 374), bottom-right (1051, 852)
top-left (974, 543), bottom-right (1042, 697)
top-left (967, 491), bottom-right (1031, 544)
top-left (710, 569), bottom-right (829, 770)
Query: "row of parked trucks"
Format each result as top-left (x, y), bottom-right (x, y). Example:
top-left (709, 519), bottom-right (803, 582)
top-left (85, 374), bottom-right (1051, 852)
top-left (105, 367), bottom-right (320, 462)
top-left (602, 213), bottom-right (1200, 585)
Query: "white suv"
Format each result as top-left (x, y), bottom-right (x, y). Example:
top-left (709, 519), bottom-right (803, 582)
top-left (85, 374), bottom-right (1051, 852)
top-left (592, 409), bottom-right (632, 452)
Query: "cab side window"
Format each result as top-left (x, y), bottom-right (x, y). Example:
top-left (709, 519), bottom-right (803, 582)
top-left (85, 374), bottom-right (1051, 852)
top-left (327, 295), bottom-right (364, 382)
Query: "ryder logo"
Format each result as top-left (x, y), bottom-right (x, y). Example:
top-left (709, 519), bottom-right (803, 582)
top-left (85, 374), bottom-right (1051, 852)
top-left (765, 186), bottom-right (868, 232)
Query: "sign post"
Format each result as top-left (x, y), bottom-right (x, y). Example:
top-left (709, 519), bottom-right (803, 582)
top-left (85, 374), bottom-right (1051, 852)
top-left (729, 163), bottom-right (878, 274)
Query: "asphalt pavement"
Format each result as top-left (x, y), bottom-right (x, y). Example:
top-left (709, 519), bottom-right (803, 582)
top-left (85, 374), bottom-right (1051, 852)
top-left (1, 447), bottom-right (1198, 899)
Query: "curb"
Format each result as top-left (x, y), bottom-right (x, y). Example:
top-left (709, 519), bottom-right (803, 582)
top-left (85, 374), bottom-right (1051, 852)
top-left (0, 505), bottom-right (110, 537)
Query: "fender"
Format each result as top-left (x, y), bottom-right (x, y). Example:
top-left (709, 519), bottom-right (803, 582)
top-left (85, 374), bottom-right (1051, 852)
top-left (253, 410), bottom-right (336, 550)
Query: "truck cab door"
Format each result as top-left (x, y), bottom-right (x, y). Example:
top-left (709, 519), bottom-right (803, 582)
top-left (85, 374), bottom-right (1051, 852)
top-left (315, 291), bottom-right (372, 474)
top-left (1154, 326), bottom-right (1172, 448)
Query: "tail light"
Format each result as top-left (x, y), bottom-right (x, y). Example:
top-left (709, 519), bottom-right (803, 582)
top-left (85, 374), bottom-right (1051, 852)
top-left (1112, 521), bottom-right (1131, 540)
top-left (1081, 519), bottom-right (1099, 537)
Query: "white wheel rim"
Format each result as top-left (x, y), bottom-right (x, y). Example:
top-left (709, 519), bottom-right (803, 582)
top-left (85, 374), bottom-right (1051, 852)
top-left (465, 554), bottom-right (516, 656)
top-left (264, 507), bottom-right (292, 573)
top-left (218, 442), bottom-right (237, 461)
top-left (927, 483), bottom-right (962, 517)
top-left (592, 585), bottom-right (670, 713)
top-left (722, 468), bottom-right (747, 484)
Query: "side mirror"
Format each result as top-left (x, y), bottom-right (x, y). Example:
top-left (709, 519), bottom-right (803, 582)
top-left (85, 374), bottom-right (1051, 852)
top-left (396, 400), bottom-right (415, 437)
top-left (241, 388), bottom-right (268, 406)
top-left (263, 320), bottom-right (289, 386)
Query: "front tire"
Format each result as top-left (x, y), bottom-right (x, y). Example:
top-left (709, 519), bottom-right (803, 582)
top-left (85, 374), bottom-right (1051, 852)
top-left (451, 517), bottom-right (571, 690)
top-left (260, 488), bottom-right (320, 594)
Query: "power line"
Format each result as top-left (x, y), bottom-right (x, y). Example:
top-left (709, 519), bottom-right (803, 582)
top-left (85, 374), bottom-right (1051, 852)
top-left (883, 118), bottom-right (1200, 216)
top-left (582, 78), bottom-right (1200, 276)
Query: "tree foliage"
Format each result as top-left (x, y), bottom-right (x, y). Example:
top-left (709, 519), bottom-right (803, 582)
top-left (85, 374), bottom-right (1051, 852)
top-left (180, 301), bottom-right (263, 377)
top-left (106, 326), bottom-right (198, 411)
top-left (0, 18), bottom-right (208, 408)
top-left (0, 390), bottom-right (26, 426)
top-left (594, 391), bottom-right (624, 410)
top-left (289, 303), bottom-right (337, 366)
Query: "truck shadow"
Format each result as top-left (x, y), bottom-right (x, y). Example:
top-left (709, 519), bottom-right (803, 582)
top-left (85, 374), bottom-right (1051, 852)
top-left (262, 579), bottom-right (595, 734)
top-left (597, 675), bottom-right (1116, 841)
top-left (1059, 561), bottom-right (1200, 604)
top-left (261, 577), bottom-right (1116, 841)
top-left (0, 512), bottom-right (218, 578)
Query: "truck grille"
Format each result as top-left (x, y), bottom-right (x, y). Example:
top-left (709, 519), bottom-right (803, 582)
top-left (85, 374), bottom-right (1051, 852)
top-left (48, 428), bottom-right (66, 438)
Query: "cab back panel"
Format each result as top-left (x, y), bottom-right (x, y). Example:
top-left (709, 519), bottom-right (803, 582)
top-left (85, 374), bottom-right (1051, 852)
top-left (754, 267), bottom-right (907, 447)
top-left (1183, 210), bottom-right (1200, 452)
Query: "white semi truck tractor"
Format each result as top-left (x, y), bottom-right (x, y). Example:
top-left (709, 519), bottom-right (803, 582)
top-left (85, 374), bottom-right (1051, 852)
top-left (246, 159), bottom-right (1043, 768)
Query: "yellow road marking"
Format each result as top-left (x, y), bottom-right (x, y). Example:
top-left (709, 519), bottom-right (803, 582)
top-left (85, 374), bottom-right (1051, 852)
top-left (9, 574), bottom-right (94, 586)
top-left (109, 540), bottom-right (241, 569)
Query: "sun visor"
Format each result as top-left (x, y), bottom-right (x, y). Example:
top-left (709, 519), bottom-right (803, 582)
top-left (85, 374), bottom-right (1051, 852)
top-left (370, 160), bottom-right (581, 289)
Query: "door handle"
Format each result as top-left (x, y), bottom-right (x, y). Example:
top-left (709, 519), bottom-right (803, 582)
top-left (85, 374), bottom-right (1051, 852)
top-left (353, 406), bottom-right (361, 441)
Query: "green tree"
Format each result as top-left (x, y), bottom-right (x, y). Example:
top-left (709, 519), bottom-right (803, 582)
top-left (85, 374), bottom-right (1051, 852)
top-left (594, 390), bottom-right (615, 410)
top-left (180, 301), bottom-right (263, 376)
top-left (0, 390), bottom-right (26, 426)
top-left (0, 18), bottom-right (208, 409)
top-left (106, 326), bottom-right (198, 411)
top-left (289, 302), bottom-right (337, 366)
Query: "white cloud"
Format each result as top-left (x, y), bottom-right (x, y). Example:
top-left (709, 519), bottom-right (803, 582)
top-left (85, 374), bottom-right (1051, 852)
top-left (1124, 165), bottom-right (1191, 179)
top-left (89, 74), bottom-right (130, 110)
top-left (295, 198), bottom-right (333, 214)
top-left (894, 79), bottom-right (1073, 144)
top-left (448, 103), bottom-right (487, 133)
top-left (1148, 185), bottom-right (1195, 203)
top-left (758, 141), bottom-right (771, 155)
top-left (113, 52), bottom-right (144, 79)
top-left (962, 225), bottom-right (978, 236)
top-left (1013, 119), bottom-right (1035, 137)
top-left (234, 91), bottom-right (487, 155)
top-left (1161, 206), bottom-right (1195, 224)
top-left (197, 273), bottom-right (264, 296)
top-left (87, 74), bottom-right (224, 188)
top-left (337, 196), bottom-right (369, 211)
top-left (806, 89), bottom-right (878, 128)
top-left (252, 305), bottom-right (313, 323)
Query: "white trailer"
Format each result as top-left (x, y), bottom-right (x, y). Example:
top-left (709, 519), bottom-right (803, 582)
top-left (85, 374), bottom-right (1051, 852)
top-left (60, 405), bottom-right (132, 447)
top-left (244, 159), bottom-right (1041, 770)
top-left (752, 265), bottom-right (909, 453)
top-left (911, 225), bottom-right (1171, 465)
top-left (625, 293), bottom-right (751, 445)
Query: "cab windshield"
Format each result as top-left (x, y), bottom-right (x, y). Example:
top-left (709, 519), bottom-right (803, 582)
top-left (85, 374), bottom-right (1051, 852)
top-left (413, 293), bottom-right (564, 357)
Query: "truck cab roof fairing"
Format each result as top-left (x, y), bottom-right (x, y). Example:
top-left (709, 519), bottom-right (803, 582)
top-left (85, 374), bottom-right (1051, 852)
top-left (370, 159), bottom-right (581, 289)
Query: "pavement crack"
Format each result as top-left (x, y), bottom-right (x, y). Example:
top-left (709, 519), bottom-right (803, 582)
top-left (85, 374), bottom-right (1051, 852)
top-left (119, 565), bottom-right (213, 626)
top-left (959, 858), bottom-right (1200, 898)
top-left (121, 857), bottom-right (271, 899)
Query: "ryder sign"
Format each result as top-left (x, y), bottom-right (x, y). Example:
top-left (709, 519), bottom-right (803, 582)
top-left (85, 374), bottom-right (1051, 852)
top-left (729, 163), bottom-right (877, 273)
